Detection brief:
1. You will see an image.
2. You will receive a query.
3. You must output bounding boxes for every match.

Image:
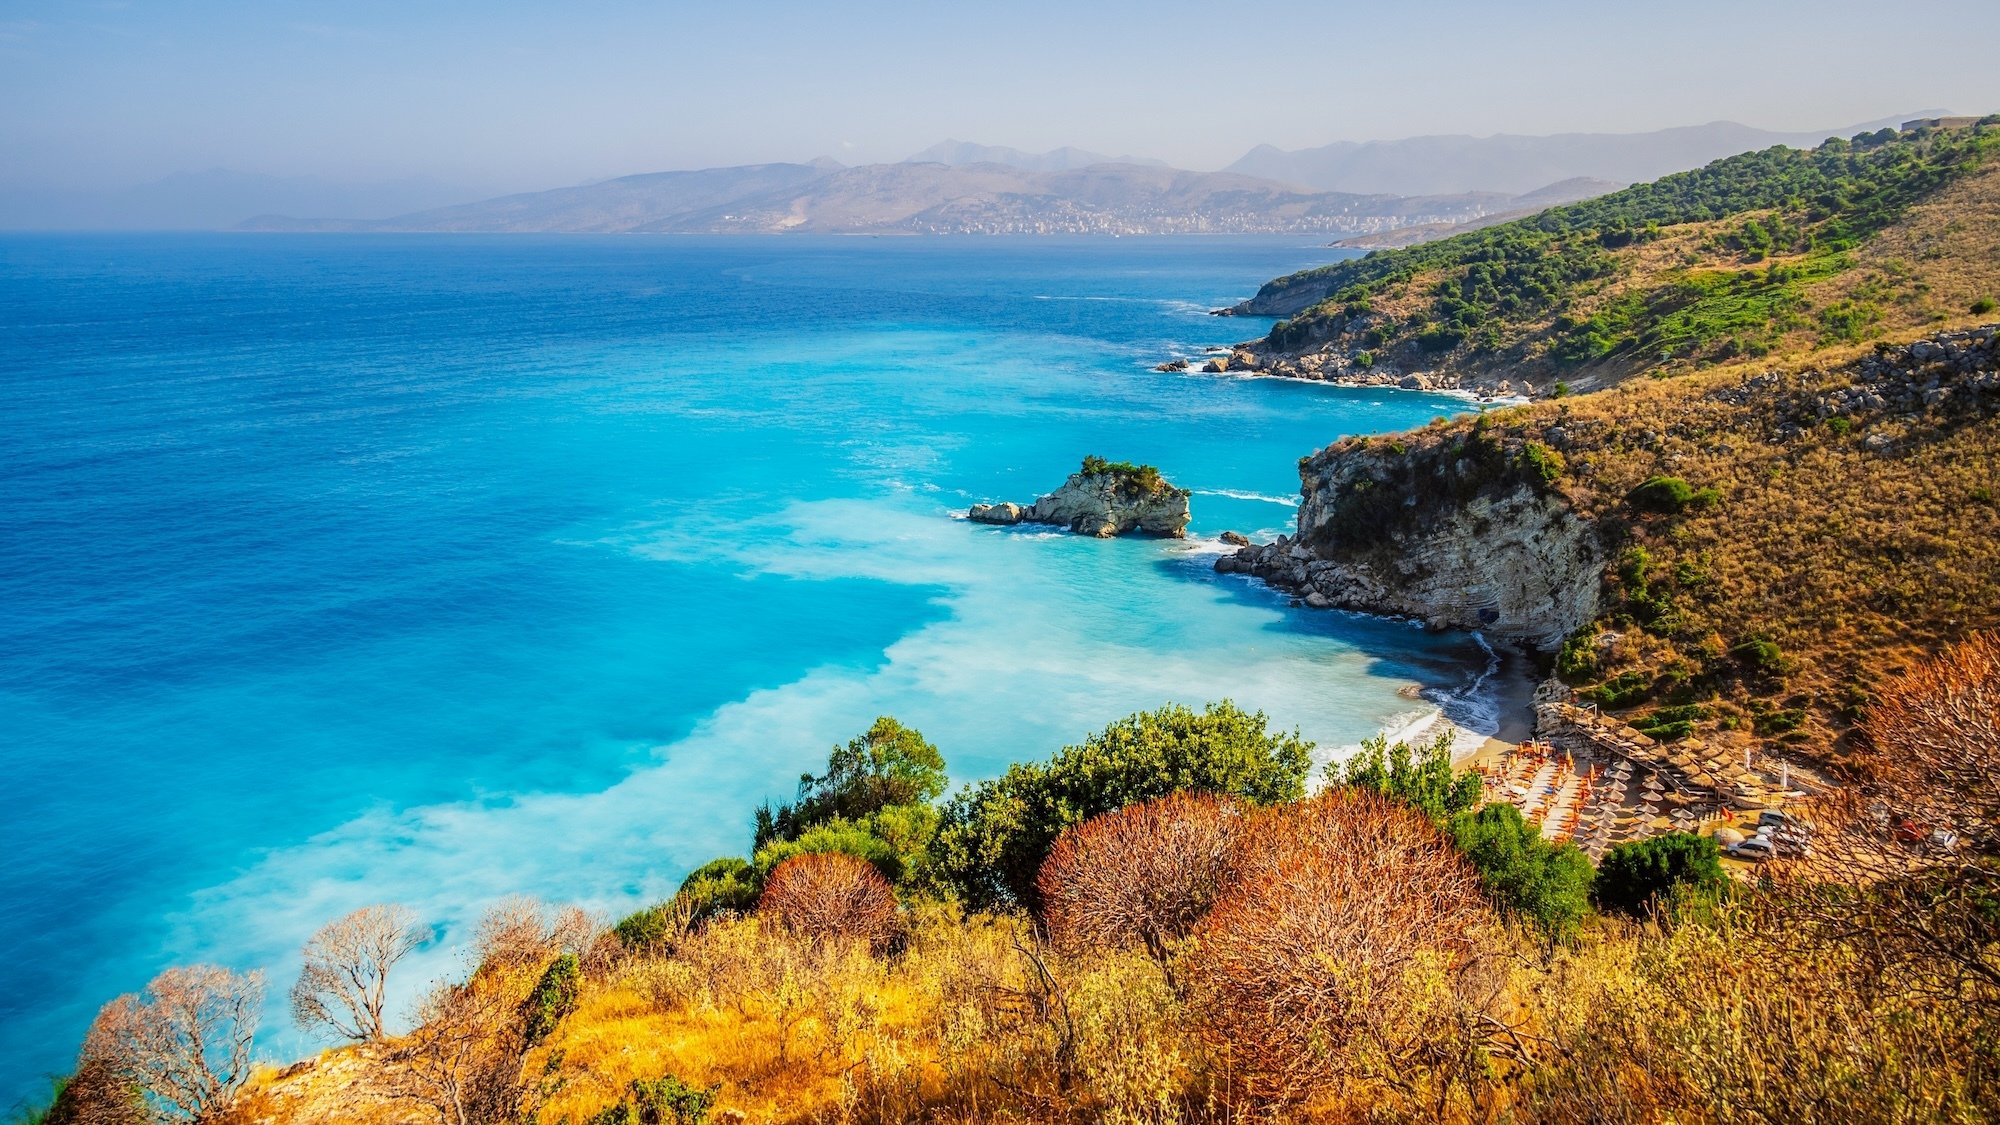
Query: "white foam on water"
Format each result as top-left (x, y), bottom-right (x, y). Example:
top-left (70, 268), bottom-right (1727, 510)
top-left (1193, 487), bottom-right (1300, 506)
top-left (177, 495), bottom-right (1475, 1051)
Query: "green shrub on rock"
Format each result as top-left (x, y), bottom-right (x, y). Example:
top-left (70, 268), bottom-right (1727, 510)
top-left (521, 953), bottom-right (580, 1047)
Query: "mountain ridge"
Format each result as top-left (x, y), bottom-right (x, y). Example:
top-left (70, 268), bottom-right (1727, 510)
top-left (1226, 113), bottom-right (1944, 196)
top-left (241, 162), bottom-right (1614, 237)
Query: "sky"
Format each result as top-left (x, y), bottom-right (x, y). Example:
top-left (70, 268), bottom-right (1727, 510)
top-left (3, 0), bottom-right (1998, 198)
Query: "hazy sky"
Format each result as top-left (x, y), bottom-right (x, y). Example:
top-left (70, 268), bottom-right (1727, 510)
top-left (4, 0), bottom-right (1998, 193)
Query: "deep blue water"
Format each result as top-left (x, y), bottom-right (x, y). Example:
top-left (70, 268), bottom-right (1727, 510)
top-left (0, 233), bottom-right (1490, 1101)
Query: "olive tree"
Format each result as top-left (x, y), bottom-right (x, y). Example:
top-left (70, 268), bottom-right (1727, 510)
top-left (290, 903), bottom-right (429, 1042)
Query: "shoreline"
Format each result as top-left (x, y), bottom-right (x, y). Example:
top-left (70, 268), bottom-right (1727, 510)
top-left (1470, 645), bottom-right (1541, 766)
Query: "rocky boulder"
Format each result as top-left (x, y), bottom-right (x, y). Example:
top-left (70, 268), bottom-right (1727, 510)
top-left (968, 501), bottom-right (1027, 525)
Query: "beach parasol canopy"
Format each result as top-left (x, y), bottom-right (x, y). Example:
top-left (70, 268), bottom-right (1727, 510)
top-left (1715, 827), bottom-right (1746, 847)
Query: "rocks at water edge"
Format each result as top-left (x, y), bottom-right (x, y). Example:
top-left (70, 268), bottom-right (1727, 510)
top-left (966, 457), bottom-right (1192, 538)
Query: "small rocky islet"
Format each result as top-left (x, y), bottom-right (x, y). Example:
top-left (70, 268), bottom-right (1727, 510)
top-left (967, 455), bottom-right (1191, 538)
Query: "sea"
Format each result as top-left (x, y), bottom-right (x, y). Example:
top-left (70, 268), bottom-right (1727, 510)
top-left (0, 232), bottom-right (1500, 1103)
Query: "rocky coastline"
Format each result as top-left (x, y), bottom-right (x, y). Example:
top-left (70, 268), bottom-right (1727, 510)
top-left (1157, 345), bottom-right (1529, 399)
top-left (969, 457), bottom-right (1192, 538)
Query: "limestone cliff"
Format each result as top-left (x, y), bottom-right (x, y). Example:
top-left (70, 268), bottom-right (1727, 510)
top-left (970, 458), bottom-right (1192, 538)
top-left (1216, 427), bottom-right (1605, 647)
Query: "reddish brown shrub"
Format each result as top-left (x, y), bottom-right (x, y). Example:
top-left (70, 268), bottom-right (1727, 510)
top-left (1182, 788), bottom-right (1497, 1105)
top-left (1865, 630), bottom-right (2000, 834)
top-left (1036, 792), bottom-right (1244, 959)
top-left (758, 853), bottom-right (901, 951)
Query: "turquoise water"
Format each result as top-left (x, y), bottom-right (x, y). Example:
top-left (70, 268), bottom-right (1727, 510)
top-left (0, 233), bottom-right (1489, 1098)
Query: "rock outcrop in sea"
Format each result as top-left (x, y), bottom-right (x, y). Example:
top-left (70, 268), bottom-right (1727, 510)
top-left (970, 457), bottom-right (1192, 538)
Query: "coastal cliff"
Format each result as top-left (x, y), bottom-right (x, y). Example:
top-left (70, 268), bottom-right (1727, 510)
top-left (1223, 324), bottom-right (2000, 755)
top-left (970, 457), bottom-right (1192, 537)
top-left (1217, 424), bottom-right (1603, 646)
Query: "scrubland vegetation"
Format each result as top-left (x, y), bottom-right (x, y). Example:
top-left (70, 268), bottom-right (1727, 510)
top-left (1259, 120), bottom-right (2000, 387)
top-left (35, 648), bottom-right (2000, 1125)
top-left (1406, 325), bottom-right (2000, 756)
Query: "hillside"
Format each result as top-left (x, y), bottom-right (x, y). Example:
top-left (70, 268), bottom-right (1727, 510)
top-left (1225, 113), bottom-right (1933, 195)
top-left (240, 161), bottom-right (1611, 237)
top-left (1223, 120), bottom-right (2000, 396)
top-left (1222, 326), bottom-right (2000, 765)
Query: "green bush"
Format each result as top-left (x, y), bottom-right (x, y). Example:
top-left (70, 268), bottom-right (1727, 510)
top-left (1751, 706), bottom-right (1807, 736)
top-left (1826, 416), bottom-right (1853, 436)
top-left (522, 953), bottom-right (580, 1047)
top-left (613, 857), bottom-right (764, 949)
top-left (933, 701), bottom-right (1313, 911)
top-left (1518, 441), bottom-right (1567, 485)
top-left (1583, 670), bottom-right (1653, 709)
top-left (1629, 476), bottom-right (1721, 514)
top-left (1556, 629), bottom-right (1600, 681)
top-left (588, 1075), bottom-right (720, 1125)
top-left (676, 856), bottom-right (762, 921)
top-left (756, 717), bottom-right (946, 849)
top-left (1078, 456), bottom-right (1173, 497)
top-left (1339, 729), bottom-right (1483, 823)
top-left (1593, 833), bottom-right (1727, 918)
top-left (1972, 297), bottom-right (1997, 315)
top-left (1732, 637), bottom-right (1787, 677)
top-left (1630, 703), bottom-right (1708, 741)
top-left (753, 802), bottom-right (941, 889)
top-left (1449, 803), bottom-right (1596, 942)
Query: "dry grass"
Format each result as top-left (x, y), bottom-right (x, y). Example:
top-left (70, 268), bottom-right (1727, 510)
top-left (1807, 158), bottom-right (2000, 338)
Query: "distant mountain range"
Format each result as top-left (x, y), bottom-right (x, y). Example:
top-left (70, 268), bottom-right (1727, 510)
top-left (239, 161), bottom-right (1612, 236)
top-left (904, 140), bottom-right (1169, 172)
top-left (10, 113), bottom-right (1944, 233)
top-left (1224, 113), bottom-right (1940, 196)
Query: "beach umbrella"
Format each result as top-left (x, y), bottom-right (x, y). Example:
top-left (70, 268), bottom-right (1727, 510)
top-left (1715, 827), bottom-right (1746, 848)
top-left (1649, 817), bottom-right (1676, 832)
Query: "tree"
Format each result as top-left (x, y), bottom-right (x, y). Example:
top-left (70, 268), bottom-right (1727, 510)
top-left (289, 903), bottom-right (429, 1042)
top-left (934, 701), bottom-right (1313, 911)
top-left (757, 853), bottom-right (901, 952)
top-left (386, 978), bottom-right (524, 1125)
top-left (79, 964), bottom-right (263, 1124)
top-left (471, 897), bottom-right (597, 973)
top-left (1340, 728), bottom-right (1484, 822)
top-left (1036, 792), bottom-right (1244, 960)
top-left (33, 1060), bottom-right (146, 1125)
top-left (1592, 832), bottom-right (1726, 918)
top-left (1449, 803), bottom-right (1596, 942)
top-left (1773, 633), bottom-right (2000, 1008)
top-left (1182, 790), bottom-right (1497, 1105)
top-left (755, 717), bottom-right (947, 849)
top-left (1864, 630), bottom-right (2000, 845)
